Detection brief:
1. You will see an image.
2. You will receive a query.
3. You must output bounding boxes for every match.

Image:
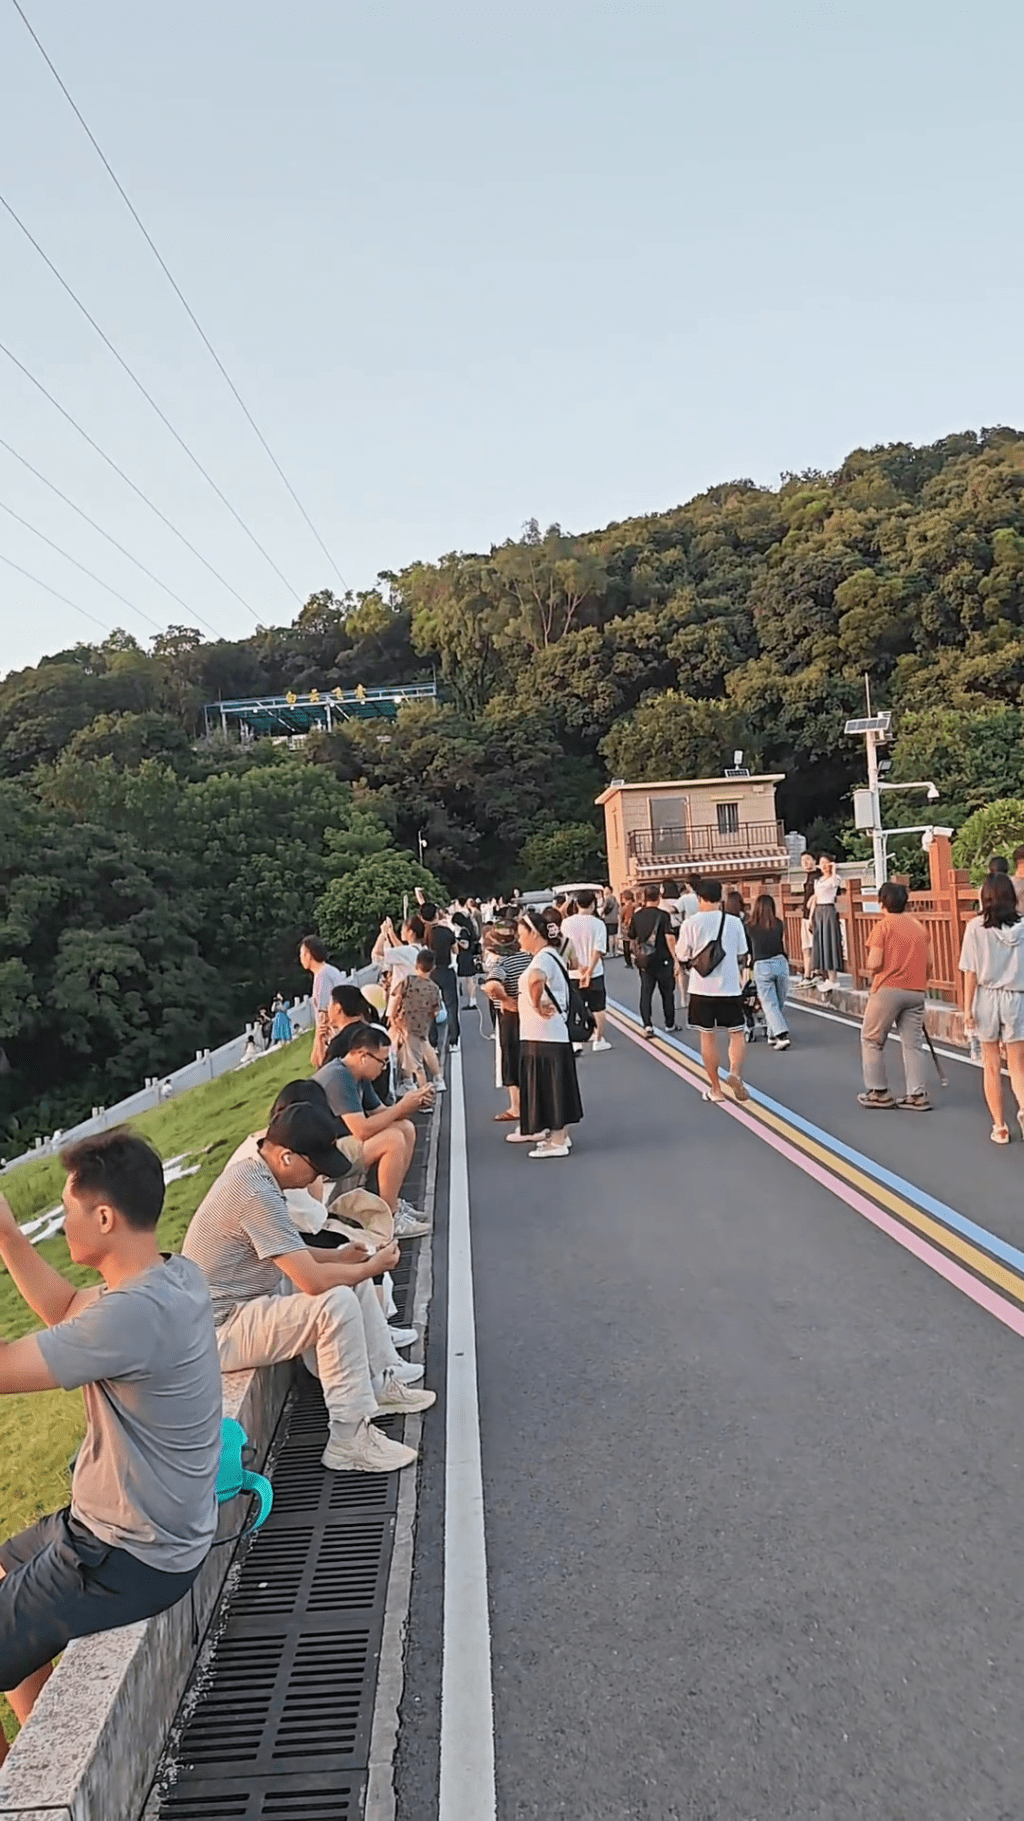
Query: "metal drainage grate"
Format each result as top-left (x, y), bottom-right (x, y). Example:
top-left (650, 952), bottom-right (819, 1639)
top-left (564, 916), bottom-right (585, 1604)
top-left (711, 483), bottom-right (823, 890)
top-left (158, 1772), bottom-right (362, 1818)
top-left (155, 1370), bottom-right (404, 1815)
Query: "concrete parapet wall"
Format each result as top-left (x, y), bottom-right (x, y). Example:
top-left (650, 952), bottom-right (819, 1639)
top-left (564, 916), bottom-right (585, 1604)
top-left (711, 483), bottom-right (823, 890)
top-left (0, 1361), bottom-right (293, 1821)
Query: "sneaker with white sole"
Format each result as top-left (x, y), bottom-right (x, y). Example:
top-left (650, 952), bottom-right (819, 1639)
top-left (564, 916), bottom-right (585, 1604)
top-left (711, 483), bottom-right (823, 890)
top-left (590, 1038), bottom-right (612, 1052)
top-left (393, 1207), bottom-right (431, 1238)
top-left (528, 1141), bottom-right (571, 1158)
top-left (322, 1421), bottom-right (418, 1473)
top-left (375, 1373), bottom-right (436, 1414)
top-left (388, 1325), bottom-right (418, 1348)
top-left (389, 1358), bottom-right (425, 1385)
top-left (396, 1197), bottom-right (428, 1222)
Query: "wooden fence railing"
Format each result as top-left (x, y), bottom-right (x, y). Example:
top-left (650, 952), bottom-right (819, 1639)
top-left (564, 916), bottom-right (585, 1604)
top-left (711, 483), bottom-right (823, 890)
top-left (767, 836), bottom-right (976, 1008)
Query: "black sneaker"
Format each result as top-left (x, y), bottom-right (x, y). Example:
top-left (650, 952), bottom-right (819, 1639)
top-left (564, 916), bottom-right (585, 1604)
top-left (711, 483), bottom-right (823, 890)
top-left (643, 1025), bottom-right (654, 1038)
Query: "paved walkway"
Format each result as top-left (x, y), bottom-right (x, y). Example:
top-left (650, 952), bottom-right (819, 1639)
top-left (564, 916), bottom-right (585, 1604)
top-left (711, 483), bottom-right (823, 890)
top-left (397, 966), bottom-right (1024, 1821)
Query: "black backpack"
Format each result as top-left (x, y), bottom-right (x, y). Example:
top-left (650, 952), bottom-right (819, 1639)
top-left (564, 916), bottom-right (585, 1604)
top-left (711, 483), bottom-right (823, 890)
top-left (545, 954), bottom-right (596, 1046)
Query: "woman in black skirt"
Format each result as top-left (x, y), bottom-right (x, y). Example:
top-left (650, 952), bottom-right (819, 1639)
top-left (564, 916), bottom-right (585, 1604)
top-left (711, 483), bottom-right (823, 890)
top-left (507, 908), bottom-right (583, 1159)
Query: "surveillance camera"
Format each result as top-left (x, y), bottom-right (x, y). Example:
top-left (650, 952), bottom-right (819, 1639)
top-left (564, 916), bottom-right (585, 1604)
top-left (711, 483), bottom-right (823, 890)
top-left (926, 783), bottom-right (939, 802)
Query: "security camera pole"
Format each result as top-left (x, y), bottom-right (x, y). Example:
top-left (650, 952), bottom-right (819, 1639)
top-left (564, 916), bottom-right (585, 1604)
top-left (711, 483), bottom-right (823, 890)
top-left (846, 678), bottom-right (938, 889)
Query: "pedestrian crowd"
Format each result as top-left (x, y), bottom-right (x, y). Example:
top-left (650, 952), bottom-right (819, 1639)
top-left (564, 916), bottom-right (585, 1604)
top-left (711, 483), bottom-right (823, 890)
top-left (2, 846), bottom-right (1023, 1759)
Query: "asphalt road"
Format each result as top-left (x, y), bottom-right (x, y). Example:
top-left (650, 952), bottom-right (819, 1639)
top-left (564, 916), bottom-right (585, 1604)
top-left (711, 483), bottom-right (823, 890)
top-left (397, 979), bottom-right (1024, 1821)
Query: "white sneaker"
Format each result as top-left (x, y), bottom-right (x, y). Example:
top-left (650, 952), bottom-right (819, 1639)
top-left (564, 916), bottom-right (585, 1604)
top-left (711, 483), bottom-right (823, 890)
top-left (528, 1141), bottom-right (571, 1158)
top-left (391, 1209), bottom-right (428, 1238)
top-left (590, 1038), bottom-right (612, 1052)
top-left (322, 1422), bottom-right (418, 1473)
top-left (375, 1373), bottom-right (436, 1414)
top-left (396, 1196), bottom-right (428, 1222)
top-left (389, 1358), bottom-right (425, 1385)
top-left (387, 1325), bottom-right (418, 1348)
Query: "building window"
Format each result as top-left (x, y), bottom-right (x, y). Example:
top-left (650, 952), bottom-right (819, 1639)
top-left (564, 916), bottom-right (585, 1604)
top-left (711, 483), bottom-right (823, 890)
top-left (716, 802), bottom-right (739, 836)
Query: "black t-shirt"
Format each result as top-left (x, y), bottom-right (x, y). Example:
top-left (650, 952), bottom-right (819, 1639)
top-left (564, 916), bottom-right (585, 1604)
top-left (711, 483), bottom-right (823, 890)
top-left (748, 919), bottom-right (786, 961)
top-left (429, 925), bottom-right (457, 968)
top-left (628, 905), bottom-right (673, 961)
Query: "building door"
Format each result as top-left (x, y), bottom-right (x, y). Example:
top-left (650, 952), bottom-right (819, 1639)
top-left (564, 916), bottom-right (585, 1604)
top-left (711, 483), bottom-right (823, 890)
top-left (650, 796), bottom-right (687, 859)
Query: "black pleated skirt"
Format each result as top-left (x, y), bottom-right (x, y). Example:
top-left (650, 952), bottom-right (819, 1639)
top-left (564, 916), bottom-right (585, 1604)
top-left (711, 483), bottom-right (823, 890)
top-left (519, 1040), bottom-right (583, 1135)
top-left (498, 1011), bottom-right (521, 1088)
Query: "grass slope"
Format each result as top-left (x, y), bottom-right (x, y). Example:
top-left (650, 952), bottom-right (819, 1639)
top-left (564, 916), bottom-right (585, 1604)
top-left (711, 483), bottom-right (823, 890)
top-left (0, 1035), bottom-right (313, 1741)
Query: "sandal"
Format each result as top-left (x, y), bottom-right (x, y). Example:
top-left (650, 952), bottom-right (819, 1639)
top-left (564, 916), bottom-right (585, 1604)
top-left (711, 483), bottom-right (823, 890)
top-left (494, 1111), bottom-right (518, 1122)
top-left (725, 1074), bottom-right (750, 1103)
top-left (702, 1088), bottom-right (725, 1103)
top-left (991, 1124), bottom-right (1010, 1146)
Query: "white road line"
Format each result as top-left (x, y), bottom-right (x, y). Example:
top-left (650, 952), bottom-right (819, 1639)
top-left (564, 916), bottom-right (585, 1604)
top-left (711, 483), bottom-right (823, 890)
top-left (439, 1045), bottom-right (496, 1821)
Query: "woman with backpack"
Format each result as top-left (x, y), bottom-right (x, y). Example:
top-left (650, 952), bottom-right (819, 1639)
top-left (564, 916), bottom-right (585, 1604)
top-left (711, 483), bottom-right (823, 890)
top-left (504, 908), bottom-right (584, 1159)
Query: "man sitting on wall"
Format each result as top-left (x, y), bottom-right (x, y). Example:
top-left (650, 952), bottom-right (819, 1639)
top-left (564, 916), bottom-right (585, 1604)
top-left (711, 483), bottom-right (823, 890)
top-left (183, 1098), bottom-right (434, 1478)
top-left (0, 1131), bottom-right (223, 1758)
top-left (315, 1024), bottom-right (434, 1238)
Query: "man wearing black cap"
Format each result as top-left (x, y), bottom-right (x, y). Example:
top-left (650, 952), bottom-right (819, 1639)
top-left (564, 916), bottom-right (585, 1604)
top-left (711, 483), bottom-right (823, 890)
top-left (182, 1100), bottom-right (434, 1474)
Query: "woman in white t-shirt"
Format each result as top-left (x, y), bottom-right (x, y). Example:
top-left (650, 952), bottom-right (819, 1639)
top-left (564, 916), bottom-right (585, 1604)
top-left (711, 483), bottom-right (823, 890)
top-left (810, 855), bottom-right (844, 990)
top-left (506, 908), bottom-right (583, 1159)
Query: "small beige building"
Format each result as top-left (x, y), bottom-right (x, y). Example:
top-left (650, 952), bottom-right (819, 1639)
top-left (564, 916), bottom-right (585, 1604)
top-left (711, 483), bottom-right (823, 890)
top-left (598, 774), bottom-right (788, 900)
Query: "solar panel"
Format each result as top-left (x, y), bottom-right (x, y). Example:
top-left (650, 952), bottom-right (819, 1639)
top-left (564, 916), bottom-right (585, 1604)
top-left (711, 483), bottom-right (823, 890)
top-left (844, 713), bottom-right (891, 735)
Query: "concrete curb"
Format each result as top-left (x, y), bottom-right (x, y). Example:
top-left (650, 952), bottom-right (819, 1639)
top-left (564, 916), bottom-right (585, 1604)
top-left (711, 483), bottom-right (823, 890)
top-left (789, 980), bottom-right (969, 1047)
top-left (365, 1068), bottom-right (445, 1821)
top-left (0, 1363), bottom-right (291, 1821)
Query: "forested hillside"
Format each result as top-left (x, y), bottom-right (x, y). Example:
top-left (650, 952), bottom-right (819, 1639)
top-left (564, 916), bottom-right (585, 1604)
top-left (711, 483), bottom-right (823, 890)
top-left (3, 426), bottom-right (1024, 1145)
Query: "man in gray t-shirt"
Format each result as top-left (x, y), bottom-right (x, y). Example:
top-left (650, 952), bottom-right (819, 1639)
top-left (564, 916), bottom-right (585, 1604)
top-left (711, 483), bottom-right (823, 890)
top-left (0, 1130), bottom-right (221, 1754)
top-left (183, 1099), bottom-right (435, 1480)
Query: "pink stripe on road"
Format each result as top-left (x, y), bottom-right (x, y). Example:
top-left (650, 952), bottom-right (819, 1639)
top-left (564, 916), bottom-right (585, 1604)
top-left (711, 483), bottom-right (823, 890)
top-left (608, 1013), bottom-right (1024, 1341)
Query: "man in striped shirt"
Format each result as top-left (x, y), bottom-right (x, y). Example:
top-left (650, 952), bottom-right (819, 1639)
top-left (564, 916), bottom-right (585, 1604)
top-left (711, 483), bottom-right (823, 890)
top-left (183, 1100), bottom-right (434, 1474)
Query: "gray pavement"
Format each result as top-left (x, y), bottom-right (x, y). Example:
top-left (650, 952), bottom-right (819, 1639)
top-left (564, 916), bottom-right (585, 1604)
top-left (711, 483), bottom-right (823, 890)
top-left (397, 987), bottom-right (1024, 1821)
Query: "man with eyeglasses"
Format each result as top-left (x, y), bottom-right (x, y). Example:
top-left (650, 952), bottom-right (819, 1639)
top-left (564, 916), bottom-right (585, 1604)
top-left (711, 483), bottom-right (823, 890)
top-left (315, 1023), bottom-right (434, 1239)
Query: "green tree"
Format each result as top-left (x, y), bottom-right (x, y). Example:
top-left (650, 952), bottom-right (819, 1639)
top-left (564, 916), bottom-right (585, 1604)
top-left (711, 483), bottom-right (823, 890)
top-left (518, 822), bottom-right (606, 889)
top-left (315, 852), bottom-right (444, 964)
top-left (600, 691), bottom-right (749, 783)
top-left (952, 799), bottom-right (1024, 882)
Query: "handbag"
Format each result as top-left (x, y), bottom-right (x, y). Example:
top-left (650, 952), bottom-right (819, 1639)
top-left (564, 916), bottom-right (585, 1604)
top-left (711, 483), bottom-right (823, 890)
top-left (690, 910), bottom-right (727, 979)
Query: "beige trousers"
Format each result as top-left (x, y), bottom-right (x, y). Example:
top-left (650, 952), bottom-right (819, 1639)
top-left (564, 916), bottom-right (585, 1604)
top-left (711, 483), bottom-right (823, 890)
top-left (216, 1281), bottom-right (393, 1440)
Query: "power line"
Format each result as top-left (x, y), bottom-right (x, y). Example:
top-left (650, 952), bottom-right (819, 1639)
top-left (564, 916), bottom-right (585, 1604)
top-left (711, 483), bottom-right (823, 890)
top-left (0, 496), bottom-right (163, 633)
top-left (0, 432), bottom-right (223, 639)
top-left (8, 0), bottom-right (348, 592)
top-left (0, 336), bottom-right (259, 628)
top-left (0, 189), bottom-right (299, 603)
top-left (0, 548), bottom-right (110, 634)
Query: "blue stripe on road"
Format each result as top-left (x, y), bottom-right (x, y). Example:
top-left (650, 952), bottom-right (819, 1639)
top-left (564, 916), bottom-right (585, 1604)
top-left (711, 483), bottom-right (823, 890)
top-left (608, 995), bottom-right (1024, 1278)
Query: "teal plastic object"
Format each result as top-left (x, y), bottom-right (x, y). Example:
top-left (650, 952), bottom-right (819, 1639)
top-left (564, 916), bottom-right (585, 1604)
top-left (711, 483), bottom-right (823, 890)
top-left (216, 1417), bottom-right (273, 1534)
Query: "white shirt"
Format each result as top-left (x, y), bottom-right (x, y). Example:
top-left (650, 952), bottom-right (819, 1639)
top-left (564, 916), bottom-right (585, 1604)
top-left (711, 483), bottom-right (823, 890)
top-left (311, 963), bottom-right (345, 1015)
top-left (676, 910), bottom-right (749, 997)
top-left (679, 891), bottom-right (699, 921)
top-left (518, 947), bottom-right (570, 1043)
top-left (381, 943), bottom-right (420, 983)
top-left (813, 874), bottom-right (841, 906)
top-left (560, 912), bottom-right (607, 979)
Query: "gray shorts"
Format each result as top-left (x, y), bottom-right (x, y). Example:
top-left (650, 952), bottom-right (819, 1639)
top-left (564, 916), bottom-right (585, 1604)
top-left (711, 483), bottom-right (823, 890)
top-left (974, 986), bottom-right (1024, 1045)
top-left (0, 1507), bottom-right (202, 1688)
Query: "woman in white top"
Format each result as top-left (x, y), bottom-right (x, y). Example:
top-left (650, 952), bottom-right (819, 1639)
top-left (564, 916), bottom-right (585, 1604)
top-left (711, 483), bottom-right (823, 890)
top-left (959, 872), bottom-right (1024, 1145)
top-left (506, 908), bottom-right (583, 1159)
top-left (810, 855), bottom-right (844, 990)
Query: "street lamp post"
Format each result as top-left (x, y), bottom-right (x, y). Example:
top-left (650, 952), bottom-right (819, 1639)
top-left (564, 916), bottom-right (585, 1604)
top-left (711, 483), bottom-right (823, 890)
top-left (846, 704), bottom-right (940, 890)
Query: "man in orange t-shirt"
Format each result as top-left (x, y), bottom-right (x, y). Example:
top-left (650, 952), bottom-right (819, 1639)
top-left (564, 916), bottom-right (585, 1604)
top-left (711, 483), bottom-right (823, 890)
top-left (858, 881), bottom-right (931, 1112)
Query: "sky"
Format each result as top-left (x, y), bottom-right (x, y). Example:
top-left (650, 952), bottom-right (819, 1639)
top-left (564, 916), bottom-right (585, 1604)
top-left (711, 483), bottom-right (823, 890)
top-left (1, 0), bottom-right (1022, 675)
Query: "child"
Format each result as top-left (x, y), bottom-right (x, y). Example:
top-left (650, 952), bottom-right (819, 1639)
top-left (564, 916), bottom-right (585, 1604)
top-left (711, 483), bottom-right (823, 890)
top-left (390, 950), bottom-right (445, 1091)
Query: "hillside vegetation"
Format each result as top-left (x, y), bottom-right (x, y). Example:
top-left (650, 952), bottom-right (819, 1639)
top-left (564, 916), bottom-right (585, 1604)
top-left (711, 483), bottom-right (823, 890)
top-left (3, 426), bottom-right (1024, 1142)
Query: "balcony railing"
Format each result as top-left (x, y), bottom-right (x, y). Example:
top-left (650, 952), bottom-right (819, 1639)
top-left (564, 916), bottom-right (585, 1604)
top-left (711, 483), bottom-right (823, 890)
top-left (627, 821), bottom-right (786, 871)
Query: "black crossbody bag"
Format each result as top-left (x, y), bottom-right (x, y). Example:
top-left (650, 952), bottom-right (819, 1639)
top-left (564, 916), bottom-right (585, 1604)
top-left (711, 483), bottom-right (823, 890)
top-left (690, 910), bottom-right (727, 979)
top-left (543, 954), bottom-right (596, 1045)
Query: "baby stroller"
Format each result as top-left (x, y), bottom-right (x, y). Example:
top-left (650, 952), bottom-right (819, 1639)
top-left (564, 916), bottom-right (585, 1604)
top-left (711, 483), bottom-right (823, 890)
top-left (741, 971), bottom-right (767, 1043)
